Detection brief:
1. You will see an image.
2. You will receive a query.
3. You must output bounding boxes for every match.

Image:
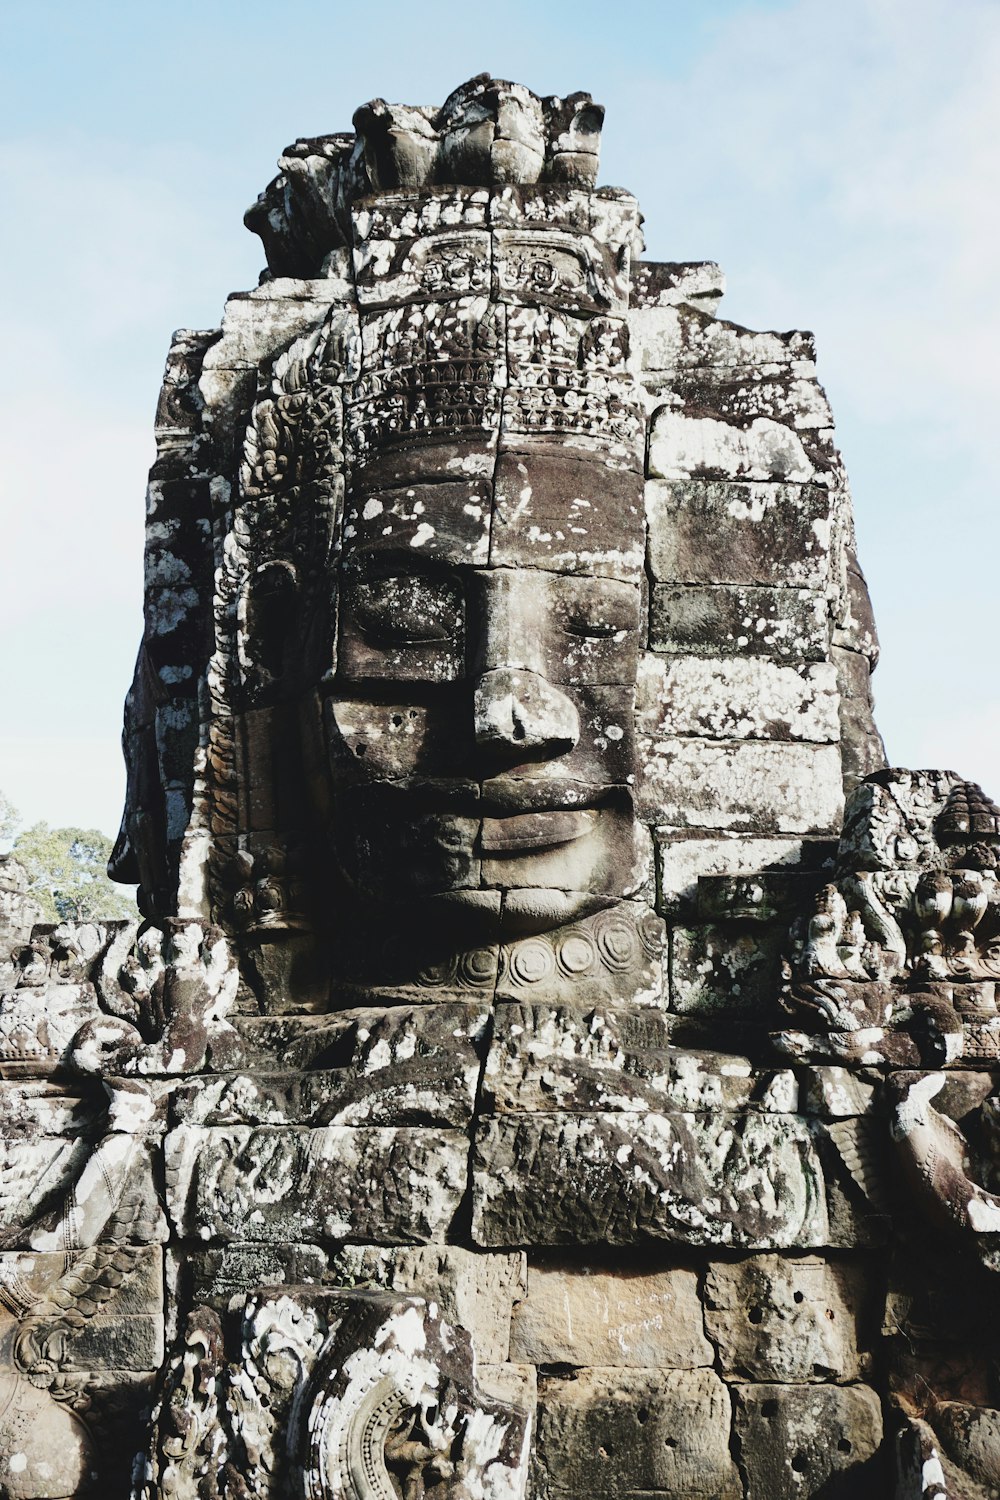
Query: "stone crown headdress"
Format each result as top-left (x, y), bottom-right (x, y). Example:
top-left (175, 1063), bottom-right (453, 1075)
top-left (244, 74), bottom-right (645, 478)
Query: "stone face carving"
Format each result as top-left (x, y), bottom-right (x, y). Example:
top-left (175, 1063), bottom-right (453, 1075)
top-left (10, 70), bottom-right (1000, 1499)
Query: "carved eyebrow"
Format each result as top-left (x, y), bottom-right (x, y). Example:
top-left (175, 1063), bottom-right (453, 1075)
top-left (343, 549), bottom-right (463, 584)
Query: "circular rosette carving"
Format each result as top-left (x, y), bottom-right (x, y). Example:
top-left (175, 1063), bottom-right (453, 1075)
top-left (592, 908), bottom-right (639, 972)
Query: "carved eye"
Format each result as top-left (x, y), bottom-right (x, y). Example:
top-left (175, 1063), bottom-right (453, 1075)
top-left (351, 573), bottom-right (463, 645)
top-left (561, 597), bottom-right (636, 639)
top-left (565, 613), bottom-right (626, 639)
top-left (555, 578), bottom-right (638, 641)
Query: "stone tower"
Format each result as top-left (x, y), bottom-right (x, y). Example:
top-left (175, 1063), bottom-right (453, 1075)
top-left (1, 76), bottom-right (998, 1499)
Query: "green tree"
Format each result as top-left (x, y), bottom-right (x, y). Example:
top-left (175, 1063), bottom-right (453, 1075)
top-left (13, 822), bottom-right (136, 923)
top-left (0, 792), bottom-right (18, 850)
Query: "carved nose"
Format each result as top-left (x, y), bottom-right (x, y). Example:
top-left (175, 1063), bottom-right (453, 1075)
top-left (474, 668), bottom-right (579, 759)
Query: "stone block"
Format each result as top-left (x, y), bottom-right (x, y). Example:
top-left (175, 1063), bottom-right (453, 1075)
top-left (533, 1366), bottom-right (741, 1499)
top-left (695, 870), bottom-right (824, 923)
top-left (202, 292), bottom-right (349, 371)
top-left (639, 739), bottom-right (844, 835)
top-left (484, 1002), bottom-right (671, 1113)
top-left (154, 698), bottom-right (200, 784)
top-left (144, 511), bottom-right (213, 593)
top-left (484, 1005), bottom-right (798, 1115)
top-left (732, 1382), bottom-right (885, 1498)
top-left (649, 583), bottom-right (829, 660)
top-left (670, 924), bottom-right (784, 1046)
top-left (0, 1082), bottom-right (93, 1139)
top-left (0, 1245), bottom-right (162, 1320)
top-left (60, 1313), bottom-right (165, 1372)
top-left (799, 1067), bottom-right (880, 1120)
top-left (174, 1004), bottom-right (488, 1129)
top-left (629, 259), bottom-right (726, 311)
top-left (637, 654), bottom-right (839, 743)
top-left (477, 1361), bottom-right (537, 1409)
top-left (630, 304), bottom-right (814, 373)
top-left (472, 1110), bottom-right (828, 1249)
top-left (353, 226), bottom-right (493, 307)
top-left (355, 189), bottom-right (490, 245)
top-left (164, 1124), bottom-right (468, 1244)
top-left (833, 544), bottom-right (880, 665)
top-left (655, 830), bottom-right (834, 912)
top-left (833, 644), bottom-right (886, 791)
top-left (341, 478), bottom-right (492, 564)
top-left (196, 365), bottom-right (257, 451)
top-left (704, 1254), bottom-right (871, 1381)
top-left (645, 478), bottom-right (832, 588)
top-left (0, 1135), bottom-right (92, 1242)
top-left (154, 327), bottom-right (214, 437)
top-left (491, 450), bottom-right (645, 580)
top-left (510, 1261), bottom-right (713, 1367)
top-left (494, 225), bottom-right (630, 314)
top-left (679, 366), bottom-right (833, 433)
top-left (648, 406), bottom-right (826, 484)
top-left (328, 1244), bottom-right (526, 1363)
top-left (183, 1241), bottom-right (329, 1312)
top-left (493, 900), bottom-right (664, 1008)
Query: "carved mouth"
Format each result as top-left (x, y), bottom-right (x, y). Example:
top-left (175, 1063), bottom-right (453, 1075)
top-left (480, 809), bottom-right (599, 852)
top-left (478, 778), bottom-right (609, 815)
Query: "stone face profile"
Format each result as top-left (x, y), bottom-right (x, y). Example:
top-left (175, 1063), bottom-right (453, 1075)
top-left (2, 72), bottom-right (999, 1498)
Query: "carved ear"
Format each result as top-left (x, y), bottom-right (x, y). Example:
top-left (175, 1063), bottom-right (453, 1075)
top-left (242, 560), bottom-right (299, 691)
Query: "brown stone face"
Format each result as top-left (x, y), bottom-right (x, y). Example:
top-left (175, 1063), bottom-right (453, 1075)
top-left (324, 451), bottom-right (646, 934)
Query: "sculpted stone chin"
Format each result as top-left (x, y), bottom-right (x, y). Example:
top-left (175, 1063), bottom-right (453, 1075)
top-left (9, 69), bottom-right (1000, 1500)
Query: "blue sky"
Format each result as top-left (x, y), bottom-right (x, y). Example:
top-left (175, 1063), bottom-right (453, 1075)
top-left (2, 0), bottom-right (998, 837)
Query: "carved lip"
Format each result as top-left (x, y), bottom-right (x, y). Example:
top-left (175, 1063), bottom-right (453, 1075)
top-left (480, 808), bottom-right (599, 853)
top-left (478, 778), bottom-right (610, 815)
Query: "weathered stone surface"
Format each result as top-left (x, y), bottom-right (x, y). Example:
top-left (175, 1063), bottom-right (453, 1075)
top-left (484, 1001), bottom-right (672, 1112)
top-left (833, 642), bottom-right (887, 790)
top-left (647, 405), bottom-right (827, 485)
top-left (630, 303), bottom-right (815, 374)
top-left (485, 1004), bottom-right (794, 1113)
top-left (491, 450), bottom-right (645, 578)
top-left (799, 1066), bottom-right (879, 1120)
top-left (0, 857), bottom-right (43, 951)
top-left (704, 1254), bottom-right (871, 1381)
top-left (164, 1124), bottom-right (467, 1243)
top-left (172, 1002), bottom-right (489, 1127)
top-left (533, 1366), bottom-right (741, 1499)
top-left (650, 583), bottom-right (829, 660)
top-left (732, 1382), bottom-right (885, 1498)
top-left (639, 739), bottom-right (844, 834)
top-left (0, 1080), bottom-right (94, 1137)
top-left (472, 1111), bottom-right (828, 1248)
top-left (183, 1241), bottom-right (330, 1311)
top-left (202, 286), bottom-right (348, 370)
top-left (670, 924), bottom-right (784, 1045)
top-left (510, 1260), bottom-right (713, 1367)
top-left (645, 478), bottom-right (832, 588)
top-left (655, 830), bottom-right (834, 911)
top-left (695, 870), bottom-right (823, 923)
top-left (328, 1244), bottom-right (526, 1363)
top-left (637, 654), bottom-right (839, 743)
top-left (630, 259), bottom-right (726, 311)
